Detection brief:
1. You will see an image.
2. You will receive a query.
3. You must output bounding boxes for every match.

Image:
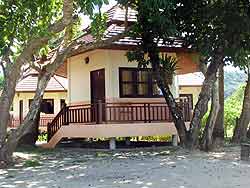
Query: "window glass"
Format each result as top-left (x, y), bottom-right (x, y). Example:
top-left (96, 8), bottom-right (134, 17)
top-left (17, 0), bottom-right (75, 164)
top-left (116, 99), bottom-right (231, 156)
top-left (138, 83), bottom-right (148, 96)
top-left (29, 99), bottom-right (54, 114)
top-left (122, 83), bottom-right (134, 96)
top-left (119, 68), bottom-right (163, 98)
top-left (121, 70), bottom-right (133, 82)
top-left (137, 71), bottom-right (148, 82)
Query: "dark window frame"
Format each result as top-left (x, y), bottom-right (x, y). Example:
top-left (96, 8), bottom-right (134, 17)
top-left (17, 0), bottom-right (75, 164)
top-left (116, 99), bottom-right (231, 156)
top-left (29, 99), bottom-right (54, 114)
top-left (119, 67), bottom-right (163, 98)
top-left (60, 99), bottom-right (66, 109)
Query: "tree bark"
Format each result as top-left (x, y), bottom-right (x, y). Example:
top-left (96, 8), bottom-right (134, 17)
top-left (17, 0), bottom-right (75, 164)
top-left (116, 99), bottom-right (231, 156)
top-left (232, 67), bottom-right (250, 143)
top-left (147, 45), bottom-right (188, 146)
top-left (0, 0), bottom-right (74, 166)
top-left (0, 70), bottom-right (52, 165)
top-left (200, 78), bottom-right (220, 151)
top-left (188, 49), bottom-right (224, 149)
top-left (17, 109), bottom-right (40, 147)
top-left (212, 64), bottom-right (224, 148)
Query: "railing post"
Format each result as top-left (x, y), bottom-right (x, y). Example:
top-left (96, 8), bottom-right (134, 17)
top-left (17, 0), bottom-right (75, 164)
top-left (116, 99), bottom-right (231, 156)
top-left (64, 107), bottom-right (69, 125)
top-left (144, 103), bottom-right (147, 123)
top-left (148, 103), bottom-right (151, 123)
top-left (97, 100), bottom-right (103, 124)
top-left (188, 99), bottom-right (192, 121)
top-left (47, 122), bottom-right (51, 142)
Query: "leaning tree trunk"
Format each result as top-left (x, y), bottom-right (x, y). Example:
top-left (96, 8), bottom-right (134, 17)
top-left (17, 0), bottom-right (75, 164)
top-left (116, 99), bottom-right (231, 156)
top-left (200, 78), bottom-right (220, 151)
top-left (212, 64), bottom-right (224, 148)
top-left (188, 49), bottom-right (224, 149)
top-left (0, 63), bottom-right (22, 164)
top-left (0, 70), bottom-right (53, 166)
top-left (147, 46), bottom-right (188, 146)
top-left (232, 68), bottom-right (250, 143)
top-left (17, 109), bottom-right (41, 147)
top-left (155, 74), bottom-right (188, 146)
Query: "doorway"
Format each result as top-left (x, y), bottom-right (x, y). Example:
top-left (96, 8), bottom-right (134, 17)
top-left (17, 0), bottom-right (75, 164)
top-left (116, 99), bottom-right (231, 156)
top-left (90, 69), bottom-right (106, 104)
top-left (90, 69), bottom-right (106, 121)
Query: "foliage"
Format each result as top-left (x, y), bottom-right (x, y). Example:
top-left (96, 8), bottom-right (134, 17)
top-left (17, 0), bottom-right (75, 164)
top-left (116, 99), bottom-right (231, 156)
top-left (0, 0), bottom-right (63, 57)
top-left (23, 159), bottom-right (41, 167)
top-left (224, 84), bottom-right (245, 137)
top-left (38, 132), bottom-right (47, 142)
top-left (90, 12), bottom-right (108, 41)
top-left (0, 76), bottom-right (4, 89)
top-left (176, 0), bottom-right (250, 64)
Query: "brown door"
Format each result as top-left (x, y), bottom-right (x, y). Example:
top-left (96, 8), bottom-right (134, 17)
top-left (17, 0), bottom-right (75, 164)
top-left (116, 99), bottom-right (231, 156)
top-left (90, 69), bottom-right (106, 121)
top-left (91, 69), bottom-right (106, 104)
top-left (19, 100), bottom-right (23, 124)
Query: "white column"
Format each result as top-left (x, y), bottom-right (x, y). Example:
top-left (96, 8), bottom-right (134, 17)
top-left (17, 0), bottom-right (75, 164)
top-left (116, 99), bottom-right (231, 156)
top-left (172, 135), bottom-right (178, 146)
top-left (109, 138), bottom-right (116, 150)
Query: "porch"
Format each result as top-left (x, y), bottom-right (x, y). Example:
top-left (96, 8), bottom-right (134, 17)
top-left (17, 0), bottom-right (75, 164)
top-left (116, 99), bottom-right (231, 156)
top-left (44, 98), bottom-right (192, 148)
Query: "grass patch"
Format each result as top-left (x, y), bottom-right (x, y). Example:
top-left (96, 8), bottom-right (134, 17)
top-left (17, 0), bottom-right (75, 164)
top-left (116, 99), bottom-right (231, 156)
top-left (23, 159), bottom-right (41, 167)
top-left (95, 152), bottom-right (111, 158)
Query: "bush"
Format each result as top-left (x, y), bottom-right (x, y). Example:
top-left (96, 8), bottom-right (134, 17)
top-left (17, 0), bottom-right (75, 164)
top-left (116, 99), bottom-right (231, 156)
top-left (224, 84), bottom-right (245, 137)
top-left (38, 132), bottom-right (47, 142)
top-left (200, 84), bottom-right (245, 138)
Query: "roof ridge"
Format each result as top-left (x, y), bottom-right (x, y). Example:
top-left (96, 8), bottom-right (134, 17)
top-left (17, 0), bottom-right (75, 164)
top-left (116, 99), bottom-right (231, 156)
top-left (52, 75), bottom-right (67, 91)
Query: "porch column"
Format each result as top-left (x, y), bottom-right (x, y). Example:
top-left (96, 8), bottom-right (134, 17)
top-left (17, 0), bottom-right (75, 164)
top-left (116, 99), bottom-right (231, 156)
top-left (125, 137), bottom-right (131, 146)
top-left (97, 100), bottom-right (103, 124)
top-left (172, 135), bottom-right (178, 146)
top-left (109, 137), bottom-right (116, 150)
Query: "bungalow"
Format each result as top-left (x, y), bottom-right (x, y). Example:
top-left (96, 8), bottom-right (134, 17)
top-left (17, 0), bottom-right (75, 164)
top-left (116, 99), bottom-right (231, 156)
top-left (10, 70), bottom-right (68, 131)
top-left (43, 5), bottom-right (200, 149)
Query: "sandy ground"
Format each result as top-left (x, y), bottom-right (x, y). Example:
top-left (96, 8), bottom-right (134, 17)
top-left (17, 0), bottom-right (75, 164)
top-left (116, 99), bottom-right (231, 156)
top-left (0, 146), bottom-right (250, 188)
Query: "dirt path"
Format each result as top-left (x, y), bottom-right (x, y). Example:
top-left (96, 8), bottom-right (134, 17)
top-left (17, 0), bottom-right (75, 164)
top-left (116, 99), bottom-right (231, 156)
top-left (0, 146), bottom-right (250, 188)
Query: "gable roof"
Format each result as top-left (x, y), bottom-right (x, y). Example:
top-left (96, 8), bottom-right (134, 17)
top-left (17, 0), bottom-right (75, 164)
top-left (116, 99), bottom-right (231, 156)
top-left (16, 74), bottom-right (67, 92)
top-left (106, 5), bottom-right (137, 24)
top-left (71, 5), bottom-right (190, 57)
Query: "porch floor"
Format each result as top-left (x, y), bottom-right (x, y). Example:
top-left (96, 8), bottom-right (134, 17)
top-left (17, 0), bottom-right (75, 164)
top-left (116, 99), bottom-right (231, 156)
top-left (42, 122), bottom-right (190, 149)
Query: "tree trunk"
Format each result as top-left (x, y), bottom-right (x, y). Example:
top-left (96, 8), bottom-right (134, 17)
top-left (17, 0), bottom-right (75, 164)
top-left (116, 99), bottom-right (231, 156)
top-left (156, 75), bottom-right (188, 146)
top-left (188, 49), bottom-right (224, 149)
top-left (232, 67), bottom-right (250, 143)
top-left (200, 78), bottom-right (220, 151)
top-left (0, 70), bottom-right (52, 166)
top-left (212, 64), bottom-right (224, 148)
top-left (0, 64), bottom-right (22, 156)
top-left (147, 46), bottom-right (188, 146)
top-left (17, 109), bottom-right (41, 147)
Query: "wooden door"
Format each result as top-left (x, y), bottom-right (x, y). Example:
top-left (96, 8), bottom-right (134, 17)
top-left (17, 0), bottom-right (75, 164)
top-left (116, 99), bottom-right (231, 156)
top-left (19, 100), bottom-right (23, 124)
top-left (91, 69), bottom-right (106, 104)
top-left (90, 69), bottom-right (106, 121)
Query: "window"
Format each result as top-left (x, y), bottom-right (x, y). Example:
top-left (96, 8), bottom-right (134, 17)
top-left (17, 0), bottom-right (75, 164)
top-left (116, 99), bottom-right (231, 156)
top-left (29, 99), bottom-right (54, 114)
top-left (119, 68), bottom-right (163, 98)
top-left (60, 99), bottom-right (66, 109)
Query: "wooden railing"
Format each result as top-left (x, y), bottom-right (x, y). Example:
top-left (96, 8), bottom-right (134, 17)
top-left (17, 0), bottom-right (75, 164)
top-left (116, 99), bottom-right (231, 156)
top-left (9, 116), bottom-right (54, 128)
top-left (47, 104), bottom-right (96, 141)
top-left (47, 98), bottom-right (192, 141)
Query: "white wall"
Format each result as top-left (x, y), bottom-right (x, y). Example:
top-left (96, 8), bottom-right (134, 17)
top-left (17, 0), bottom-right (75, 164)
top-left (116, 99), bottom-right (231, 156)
top-left (68, 49), bottom-right (179, 104)
top-left (12, 92), bottom-right (67, 118)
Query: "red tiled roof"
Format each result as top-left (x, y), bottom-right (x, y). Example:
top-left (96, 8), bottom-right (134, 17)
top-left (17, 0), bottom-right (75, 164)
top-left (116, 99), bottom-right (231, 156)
top-left (16, 74), bottom-right (67, 92)
top-left (74, 5), bottom-right (188, 54)
top-left (106, 5), bottom-right (137, 23)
